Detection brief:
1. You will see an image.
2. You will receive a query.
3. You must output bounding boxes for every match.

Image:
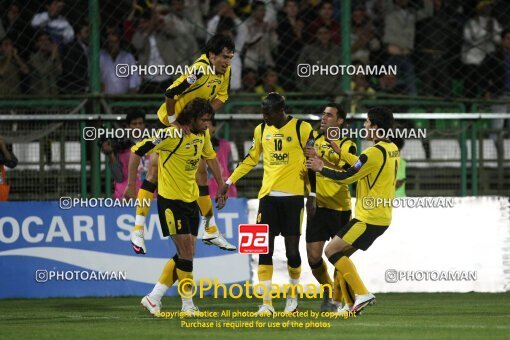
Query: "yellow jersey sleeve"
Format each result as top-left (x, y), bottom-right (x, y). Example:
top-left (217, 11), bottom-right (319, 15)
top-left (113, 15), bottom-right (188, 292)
top-left (229, 124), bottom-right (262, 184)
top-left (340, 139), bottom-right (358, 168)
top-left (215, 67), bottom-right (230, 103)
top-left (131, 127), bottom-right (177, 156)
top-left (202, 129), bottom-right (216, 160)
top-left (320, 146), bottom-right (379, 185)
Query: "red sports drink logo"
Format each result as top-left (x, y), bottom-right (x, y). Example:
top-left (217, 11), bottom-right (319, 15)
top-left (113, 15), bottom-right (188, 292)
top-left (238, 224), bottom-right (269, 254)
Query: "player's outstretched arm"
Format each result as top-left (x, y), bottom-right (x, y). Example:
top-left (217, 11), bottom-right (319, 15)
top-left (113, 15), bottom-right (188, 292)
top-left (124, 152), bottom-right (141, 199)
top-left (206, 158), bottom-right (227, 210)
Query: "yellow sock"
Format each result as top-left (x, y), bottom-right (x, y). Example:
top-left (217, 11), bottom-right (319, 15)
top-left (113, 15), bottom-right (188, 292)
top-left (258, 264), bottom-right (273, 306)
top-left (158, 257), bottom-right (177, 287)
top-left (287, 265), bottom-right (301, 298)
top-left (134, 181), bottom-right (155, 231)
top-left (176, 268), bottom-right (193, 299)
top-left (336, 270), bottom-right (354, 305)
top-left (333, 270), bottom-right (342, 302)
top-left (333, 256), bottom-right (369, 295)
top-left (311, 259), bottom-right (333, 286)
top-left (197, 194), bottom-right (218, 234)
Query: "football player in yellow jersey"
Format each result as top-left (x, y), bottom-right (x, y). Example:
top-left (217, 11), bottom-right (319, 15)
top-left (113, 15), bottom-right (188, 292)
top-left (218, 93), bottom-right (317, 315)
top-left (307, 107), bottom-right (400, 315)
top-left (126, 34), bottom-right (236, 254)
top-left (303, 103), bottom-right (358, 313)
top-left (128, 99), bottom-right (227, 316)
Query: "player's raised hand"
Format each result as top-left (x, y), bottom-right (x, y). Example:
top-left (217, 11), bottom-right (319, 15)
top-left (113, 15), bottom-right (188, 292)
top-left (306, 157), bottom-right (324, 172)
top-left (326, 138), bottom-right (342, 156)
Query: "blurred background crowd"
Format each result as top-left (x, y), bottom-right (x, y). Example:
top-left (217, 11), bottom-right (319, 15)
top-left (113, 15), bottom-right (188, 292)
top-left (1, 0), bottom-right (510, 99)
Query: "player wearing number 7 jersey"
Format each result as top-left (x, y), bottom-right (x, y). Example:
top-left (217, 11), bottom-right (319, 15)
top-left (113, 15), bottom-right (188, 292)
top-left (307, 107), bottom-right (400, 315)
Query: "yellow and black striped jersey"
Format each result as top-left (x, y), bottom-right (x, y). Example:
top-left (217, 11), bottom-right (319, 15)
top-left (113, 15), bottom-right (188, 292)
top-left (314, 132), bottom-right (357, 211)
top-left (157, 54), bottom-right (231, 125)
top-left (320, 141), bottom-right (400, 225)
top-left (229, 117), bottom-right (314, 198)
top-left (131, 127), bottom-right (216, 202)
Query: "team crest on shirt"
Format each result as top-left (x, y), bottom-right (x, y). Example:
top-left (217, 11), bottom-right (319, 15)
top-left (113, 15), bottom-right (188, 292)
top-left (185, 143), bottom-right (191, 149)
top-left (286, 136), bottom-right (292, 142)
top-left (354, 159), bottom-right (363, 171)
top-left (265, 134), bottom-right (271, 140)
top-left (186, 74), bottom-right (197, 84)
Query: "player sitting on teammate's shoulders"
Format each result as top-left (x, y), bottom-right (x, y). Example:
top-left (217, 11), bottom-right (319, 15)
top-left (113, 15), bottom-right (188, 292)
top-left (127, 34), bottom-right (236, 254)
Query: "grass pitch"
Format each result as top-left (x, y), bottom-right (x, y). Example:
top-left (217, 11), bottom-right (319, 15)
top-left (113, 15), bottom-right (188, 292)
top-left (0, 293), bottom-right (509, 339)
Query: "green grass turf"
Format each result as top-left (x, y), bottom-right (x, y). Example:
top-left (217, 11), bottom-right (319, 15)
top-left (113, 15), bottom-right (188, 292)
top-left (0, 293), bottom-right (509, 339)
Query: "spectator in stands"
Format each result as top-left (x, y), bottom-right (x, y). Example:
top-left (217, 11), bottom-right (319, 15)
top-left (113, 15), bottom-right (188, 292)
top-left (163, 0), bottom-right (200, 59)
top-left (31, 0), bottom-right (74, 45)
top-left (241, 67), bottom-right (258, 92)
top-left (132, 5), bottom-right (196, 94)
top-left (296, 25), bottom-right (341, 95)
top-left (351, 4), bottom-right (380, 65)
top-left (383, 0), bottom-right (433, 95)
top-left (0, 136), bottom-right (17, 201)
top-left (255, 67), bottom-right (285, 94)
top-left (482, 29), bottom-right (510, 137)
top-left (461, 0), bottom-right (502, 98)
top-left (351, 61), bottom-right (376, 112)
top-left (100, 30), bottom-right (141, 94)
top-left (375, 72), bottom-right (402, 94)
top-left (207, 1), bottom-right (242, 40)
top-left (207, 118), bottom-right (237, 198)
top-left (0, 36), bottom-right (29, 96)
top-left (0, 2), bottom-right (33, 60)
top-left (29, 31), bottom-right (62, 96)
top-left (101, 111), bottom-right (149, 200)
top-left (415, 0), bottom-right (456, 97)
top-left (184, 0), bottom-right (210, 44)
top-left (235, 1), bottom-right (278, 71)
top-left (276, 0), bottom-right (305, 90)
top-left (308, 0), bottom-right (340, 44)
top-left (59, 21), bottom-right (89, 94)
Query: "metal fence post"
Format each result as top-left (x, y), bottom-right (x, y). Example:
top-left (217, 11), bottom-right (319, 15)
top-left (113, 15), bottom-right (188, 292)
top-left (89, 0), bottom-right (101, 197)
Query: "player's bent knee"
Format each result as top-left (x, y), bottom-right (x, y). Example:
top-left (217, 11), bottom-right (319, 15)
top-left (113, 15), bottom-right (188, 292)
top-left (287, 256), bottom-right (301, 268)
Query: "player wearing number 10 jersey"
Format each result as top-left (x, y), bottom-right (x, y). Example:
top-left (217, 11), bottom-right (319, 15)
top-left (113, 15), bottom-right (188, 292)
top-left (219, 93), bottom-right (316, 315)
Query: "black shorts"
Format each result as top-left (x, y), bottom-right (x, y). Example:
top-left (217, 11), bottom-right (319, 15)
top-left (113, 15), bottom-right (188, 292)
top-left (337, 218), bottom-right (388, 251)
top-left (257, 196), bottom-right (304, 236)
top-left (306, 208), bottom-right (351, 242)
top-left (157, 196), bottom-right (199, 236)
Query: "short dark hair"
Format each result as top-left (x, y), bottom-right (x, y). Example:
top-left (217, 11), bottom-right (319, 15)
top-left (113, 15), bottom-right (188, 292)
top-left (126, 111), bottom-right (145, 125)
top-left (262, 92), bottom-right (285, 112)
top-left (367, 107), bottom-right (394, 131)
top-left (204, 34), bottom-right (235, 56)
top-left (324, 103), bottom-right (346, 120)
top-left (177, 98), bottom-right (215, 126)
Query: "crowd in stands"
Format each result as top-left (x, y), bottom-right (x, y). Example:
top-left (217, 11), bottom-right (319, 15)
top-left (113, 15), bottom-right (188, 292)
top-left (1, 0), bottom-right (510, 99)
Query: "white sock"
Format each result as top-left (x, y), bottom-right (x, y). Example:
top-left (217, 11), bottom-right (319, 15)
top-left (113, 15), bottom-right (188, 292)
top-left (135, 215), bottom-right (146, 229)
top-left (208, 215), bottom-right (217, 227)
top-left (259, 280), bottom-right (272, 304)
top-left (288, 278), bottom-right (300, 298)
top-left (148, 282), bottom-right (168, 302)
